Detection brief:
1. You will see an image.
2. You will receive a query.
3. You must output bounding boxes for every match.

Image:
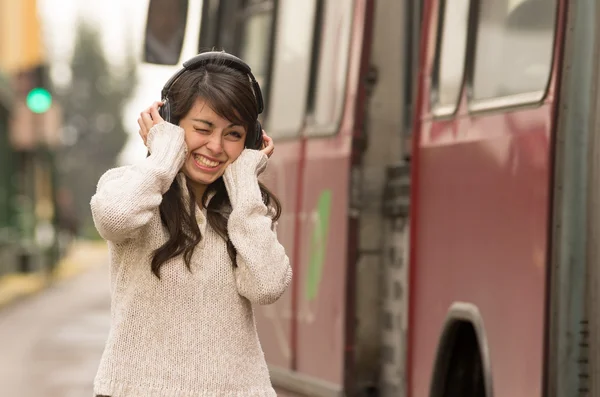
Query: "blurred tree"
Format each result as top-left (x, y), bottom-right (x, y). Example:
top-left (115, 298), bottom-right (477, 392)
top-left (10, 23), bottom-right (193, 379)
top-left (55, 21), bottom-right (137, 239)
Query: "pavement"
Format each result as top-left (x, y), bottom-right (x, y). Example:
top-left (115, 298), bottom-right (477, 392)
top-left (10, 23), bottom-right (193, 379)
top-left (0, 240), bottom-right (108, 309)
top-left (0, 240), bottom-right (301, 397)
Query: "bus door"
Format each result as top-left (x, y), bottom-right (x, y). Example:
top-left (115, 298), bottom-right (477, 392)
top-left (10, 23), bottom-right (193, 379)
top-left (244, 0), bottom-right (375, 394)
top-left (408, 0), bottom-right (561, 395)
top-left (275, 0), bottom-right (374, 393)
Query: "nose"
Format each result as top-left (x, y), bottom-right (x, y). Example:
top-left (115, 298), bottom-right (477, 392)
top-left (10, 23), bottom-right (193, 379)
top-left (205, 132), bottom-right (224, 155)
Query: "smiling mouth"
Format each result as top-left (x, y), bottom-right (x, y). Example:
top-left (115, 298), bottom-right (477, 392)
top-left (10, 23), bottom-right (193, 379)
top-left (193, 154), bottom-right (220, 169)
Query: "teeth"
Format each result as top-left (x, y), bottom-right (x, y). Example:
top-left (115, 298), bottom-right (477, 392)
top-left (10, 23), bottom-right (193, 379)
top-left (194, 155), bottom-right (219, 168)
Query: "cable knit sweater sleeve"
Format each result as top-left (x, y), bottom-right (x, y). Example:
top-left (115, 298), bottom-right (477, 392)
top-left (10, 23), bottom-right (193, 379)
top-left (223, 149), bottom-right (292, 305)
top-left (90, 122), bottom-right (187, 243)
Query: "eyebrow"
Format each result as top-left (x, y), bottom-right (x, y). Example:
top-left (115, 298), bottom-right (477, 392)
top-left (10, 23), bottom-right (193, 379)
top-left (191, 118), bottom-right (240, 128)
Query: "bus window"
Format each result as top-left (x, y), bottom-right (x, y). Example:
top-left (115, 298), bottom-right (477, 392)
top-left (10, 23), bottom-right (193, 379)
top-left (471, 0), bottom-right (558, 103)
top-left (198, 0), bottom-right (244, 54)
top-left (198, 0), bottom-right (223, 52)
top-left (404, 0), bottom-right (423, 135)
top-left (143, 0), bottom-right (188, 65)
top-left (238, 4), bottom-right (275, 89)
top-left (306, 0), bottom-right (354, 136)
top-left (305, 0), bottom-right (325, 118)
top-left (431, 0), bottom-right (470, 116)
top-left (197, 0), bottom-right (276, 106)
top-left (196, 0), bottom-right (276, 108)
top-left (267, 0), bottom-right (320, 138)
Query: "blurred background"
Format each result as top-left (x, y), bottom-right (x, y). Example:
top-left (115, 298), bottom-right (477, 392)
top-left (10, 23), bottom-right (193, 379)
top-left (0, 0), bottom-right (143, 267)
top-left (0, 0), bottom-right (141, 394)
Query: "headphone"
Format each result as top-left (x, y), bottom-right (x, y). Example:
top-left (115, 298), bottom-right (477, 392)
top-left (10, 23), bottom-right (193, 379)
top-left (158, 51), bottom-right (264, 149)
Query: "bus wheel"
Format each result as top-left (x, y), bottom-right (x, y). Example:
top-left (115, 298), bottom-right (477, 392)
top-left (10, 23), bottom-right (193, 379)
top-left (441, 322), bottom-right (486, 397)
top-left (430, 320), bottom-right (488, 397)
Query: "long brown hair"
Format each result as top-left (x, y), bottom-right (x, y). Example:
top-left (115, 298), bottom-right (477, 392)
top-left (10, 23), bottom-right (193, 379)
top-left (150, 60), bottom-right (281, 278)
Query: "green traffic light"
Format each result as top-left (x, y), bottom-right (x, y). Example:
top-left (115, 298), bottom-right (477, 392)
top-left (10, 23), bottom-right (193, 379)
top-left (26, 88), bottom-right (52, 114)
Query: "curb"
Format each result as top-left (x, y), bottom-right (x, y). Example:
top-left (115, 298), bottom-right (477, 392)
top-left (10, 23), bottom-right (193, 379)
top-left (0, 240), bottom-right (108, 309)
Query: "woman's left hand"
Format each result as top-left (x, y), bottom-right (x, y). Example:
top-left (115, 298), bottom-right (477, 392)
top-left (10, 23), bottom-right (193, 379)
top-left (261, 131), bottom-right (274, 158)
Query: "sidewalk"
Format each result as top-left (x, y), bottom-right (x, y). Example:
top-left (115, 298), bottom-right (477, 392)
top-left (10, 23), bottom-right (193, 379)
top-left (0, 240), bottom-right (108, 309)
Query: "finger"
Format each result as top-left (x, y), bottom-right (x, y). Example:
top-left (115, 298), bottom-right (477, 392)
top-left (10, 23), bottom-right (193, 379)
top-left (261, 139), bottom-right (273, 151)
top-left (266, 146), bottom-right (274, 158)
top-left (140, 110), bottom-right (150, 124)
top-left (150, 101), bottom-right (162, 112)
top-left (150, 106), bottom-right (164, 124)
top-left (141, 111), bottom-right (154, 130)
top-left (266, 136), bottom-right (274, 150)
top-left (137, 118), bottom-right (148, 138)
top-left (261, 138), bottom-right (275, 157)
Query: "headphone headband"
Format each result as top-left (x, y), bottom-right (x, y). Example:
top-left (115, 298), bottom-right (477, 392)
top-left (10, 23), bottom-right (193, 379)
top-left (158, 51), bottom-right (265, 150)
top-left (160, 51), bottom-right (264, 114)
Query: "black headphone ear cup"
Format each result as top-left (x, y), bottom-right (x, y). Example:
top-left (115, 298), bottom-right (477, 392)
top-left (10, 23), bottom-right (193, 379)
top-left (255, 121), bottom-right (263, 149)
top-left (159, 99), bottom-right (170, 123)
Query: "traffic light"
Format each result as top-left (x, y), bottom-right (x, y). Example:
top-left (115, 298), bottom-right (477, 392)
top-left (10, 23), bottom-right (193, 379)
top-left (19, 64), bottom-right (52, 114)
top-left (10, 64), bottom-right (61, 150)
top-left (26, 87), bottom-right (52, 113)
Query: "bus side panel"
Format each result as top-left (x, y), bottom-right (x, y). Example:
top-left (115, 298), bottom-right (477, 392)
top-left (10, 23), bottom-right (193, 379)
top-left (255, 143), bottom-right (301, 370)
top-left (291, 0), bottom-right (371, 387)
top-left (407, 0), bottom-right (565, 394)
top-left (292, 137), bottom-right (352, 385)
top-left (410, 109), bottom-right (551, 397)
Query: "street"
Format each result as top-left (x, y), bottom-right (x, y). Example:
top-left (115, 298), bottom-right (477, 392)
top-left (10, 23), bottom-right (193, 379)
top-left (0, 256), bottom-right (298, 397)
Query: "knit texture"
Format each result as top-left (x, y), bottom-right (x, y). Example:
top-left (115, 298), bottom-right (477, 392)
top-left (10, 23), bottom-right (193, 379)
top-left (90, 122), bottom-right (292, 397)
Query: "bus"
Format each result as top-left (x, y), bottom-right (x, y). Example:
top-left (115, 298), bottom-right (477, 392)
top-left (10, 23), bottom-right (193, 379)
top-left (136, 0), bottom-right (600, 396)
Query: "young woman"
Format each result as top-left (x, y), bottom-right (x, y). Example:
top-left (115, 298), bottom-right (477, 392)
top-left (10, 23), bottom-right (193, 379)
top-left (91, 52), bottom-right (291, 397)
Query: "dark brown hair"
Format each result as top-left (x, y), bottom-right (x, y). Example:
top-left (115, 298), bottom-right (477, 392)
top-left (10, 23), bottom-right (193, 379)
top-left (150, 60), bottom-right (281, 278)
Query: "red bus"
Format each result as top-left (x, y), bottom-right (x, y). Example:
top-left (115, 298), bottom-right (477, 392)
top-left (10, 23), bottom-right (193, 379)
top-left (138, 0), bottom-right (600, 396)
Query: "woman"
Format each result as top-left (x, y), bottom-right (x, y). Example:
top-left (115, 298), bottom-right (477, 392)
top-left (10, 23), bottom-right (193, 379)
top-left (90, 52), bottom-right (291, 396)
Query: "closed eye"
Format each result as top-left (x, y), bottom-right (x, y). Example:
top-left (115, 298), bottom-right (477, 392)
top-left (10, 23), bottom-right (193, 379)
top-left (194, 128), bottom-right (210, 133)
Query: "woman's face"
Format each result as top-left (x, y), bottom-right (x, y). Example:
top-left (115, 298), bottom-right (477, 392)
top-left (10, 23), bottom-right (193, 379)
top-left (179, 98), bottom-right (247, 193)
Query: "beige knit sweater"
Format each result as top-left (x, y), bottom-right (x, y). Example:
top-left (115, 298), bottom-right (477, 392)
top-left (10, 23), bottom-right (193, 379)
top-left (90, 122), bottom-right (292, 397)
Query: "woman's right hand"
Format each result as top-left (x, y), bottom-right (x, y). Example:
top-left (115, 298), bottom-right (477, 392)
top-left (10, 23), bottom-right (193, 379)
top-left (138, 101), bottom-right (164, 148)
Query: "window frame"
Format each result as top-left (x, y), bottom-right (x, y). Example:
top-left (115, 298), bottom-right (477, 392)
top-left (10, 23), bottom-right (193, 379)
top-left (403, 0), bottom-right (423, 135)
top-left (236, 0), bottom-right (277, 120)
top-left (465, 0), bottom-right (561, 114)
top-left (199, 0), bottom-right (278, 120)
top-left (430, 0), bottom-right (473, 119)
top-left (304, 0), bottom-right (325, 120)
top-left (264, 0), bottom-right (322, 141)
top-left (198, 0), bottom-right (224, 52)
top-left (235, 0), bottom-right (277, 90)
top-left (143, 0), bottom-right (190, 66)
top-left (304, 0), bottom-right (355, 138)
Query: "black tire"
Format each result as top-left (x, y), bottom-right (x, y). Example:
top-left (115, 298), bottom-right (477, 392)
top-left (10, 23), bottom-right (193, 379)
top-left (443, 324), bottom-right (486, 397)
